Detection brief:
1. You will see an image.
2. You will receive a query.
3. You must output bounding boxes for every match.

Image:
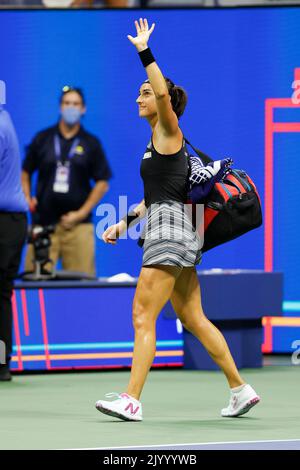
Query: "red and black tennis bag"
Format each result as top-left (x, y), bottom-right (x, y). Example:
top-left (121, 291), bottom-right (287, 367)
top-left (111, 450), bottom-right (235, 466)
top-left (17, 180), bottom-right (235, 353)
top-left (185, 139), bottom-right (263, 253)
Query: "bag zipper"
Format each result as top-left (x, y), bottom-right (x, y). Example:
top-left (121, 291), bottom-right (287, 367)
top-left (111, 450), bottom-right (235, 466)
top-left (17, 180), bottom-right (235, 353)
top-left (223, 177), bottom-right (243, 195)
top-left (231, 169), bottom-right (252, 192)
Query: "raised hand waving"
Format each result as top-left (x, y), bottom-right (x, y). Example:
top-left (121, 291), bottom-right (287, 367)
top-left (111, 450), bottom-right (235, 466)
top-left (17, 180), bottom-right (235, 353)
top-left (127, 18), bottom-right (155, 51)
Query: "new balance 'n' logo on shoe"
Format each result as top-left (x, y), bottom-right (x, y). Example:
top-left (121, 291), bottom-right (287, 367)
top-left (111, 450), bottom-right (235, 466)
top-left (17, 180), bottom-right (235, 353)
top-left (95, 392), bottom-right (143, 422)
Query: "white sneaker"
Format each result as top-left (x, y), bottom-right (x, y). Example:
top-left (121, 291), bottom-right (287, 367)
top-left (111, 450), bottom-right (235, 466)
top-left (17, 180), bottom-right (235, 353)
top-left (221, 384), bottom-right (260, 417)
top-left (95, 392), bottom-right (143, 422)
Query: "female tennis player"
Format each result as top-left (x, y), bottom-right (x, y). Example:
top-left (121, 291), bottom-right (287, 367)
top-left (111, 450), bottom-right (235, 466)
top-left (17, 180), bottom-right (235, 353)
top-left (95, 18), bottom-right (260, 421)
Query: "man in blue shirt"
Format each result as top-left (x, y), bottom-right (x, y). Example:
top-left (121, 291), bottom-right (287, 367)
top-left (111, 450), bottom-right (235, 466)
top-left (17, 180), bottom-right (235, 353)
top-left (22, 87), bottom-right (112, 276)
top-left (0, 105), bottom-right (28, 381)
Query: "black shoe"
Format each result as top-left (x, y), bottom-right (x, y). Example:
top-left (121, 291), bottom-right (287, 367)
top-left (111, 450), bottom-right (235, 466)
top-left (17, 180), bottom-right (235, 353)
top-left (0, 364), bottom-right (12, 381)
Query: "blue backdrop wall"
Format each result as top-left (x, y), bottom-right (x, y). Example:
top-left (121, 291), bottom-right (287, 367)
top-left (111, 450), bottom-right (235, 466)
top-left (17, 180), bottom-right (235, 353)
top-left (1, 7), bottom-right (300, 308)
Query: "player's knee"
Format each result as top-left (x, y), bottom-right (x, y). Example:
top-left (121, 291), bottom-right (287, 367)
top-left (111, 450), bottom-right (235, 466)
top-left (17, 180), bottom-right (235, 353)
top-left (180, 313), bottom-right (207, 333)
top-left (132, 303), bottom-right (153, 331)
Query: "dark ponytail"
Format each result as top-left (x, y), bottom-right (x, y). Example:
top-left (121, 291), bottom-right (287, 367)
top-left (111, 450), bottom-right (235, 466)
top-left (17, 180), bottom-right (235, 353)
top-left (165, 78), bottom-right (188, 119)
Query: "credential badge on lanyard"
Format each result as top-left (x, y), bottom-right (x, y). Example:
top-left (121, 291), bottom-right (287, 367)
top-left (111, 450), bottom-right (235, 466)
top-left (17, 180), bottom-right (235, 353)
top-left (53, 134), bottom-right (80, 193)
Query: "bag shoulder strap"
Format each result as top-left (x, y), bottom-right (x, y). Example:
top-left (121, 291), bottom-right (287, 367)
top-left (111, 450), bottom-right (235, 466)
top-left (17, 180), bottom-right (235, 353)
top-left (184, 137), bottom-right (214, 165)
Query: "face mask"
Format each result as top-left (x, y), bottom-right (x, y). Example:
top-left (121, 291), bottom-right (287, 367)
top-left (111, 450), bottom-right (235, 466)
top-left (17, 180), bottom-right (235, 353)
top-left (61, 106), bottom-right (82, 126)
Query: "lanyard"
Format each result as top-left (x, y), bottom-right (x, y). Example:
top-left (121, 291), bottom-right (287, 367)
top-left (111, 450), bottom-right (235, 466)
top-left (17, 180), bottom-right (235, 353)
top-left (54, 134), bottom-right (80, 162)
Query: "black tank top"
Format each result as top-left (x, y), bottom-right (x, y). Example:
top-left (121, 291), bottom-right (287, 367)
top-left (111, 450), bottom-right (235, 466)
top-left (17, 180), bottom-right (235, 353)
top-left (140, 136), bottom-right (189, 208)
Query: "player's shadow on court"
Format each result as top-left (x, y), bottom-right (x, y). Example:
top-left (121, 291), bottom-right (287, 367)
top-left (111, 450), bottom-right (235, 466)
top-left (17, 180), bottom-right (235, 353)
top-left (94, 417), bottom-right (262, 426)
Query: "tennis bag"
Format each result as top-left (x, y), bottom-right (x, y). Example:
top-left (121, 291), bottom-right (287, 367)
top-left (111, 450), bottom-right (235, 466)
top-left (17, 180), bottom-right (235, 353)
top-left (185, 139), bottom-right (263, 253)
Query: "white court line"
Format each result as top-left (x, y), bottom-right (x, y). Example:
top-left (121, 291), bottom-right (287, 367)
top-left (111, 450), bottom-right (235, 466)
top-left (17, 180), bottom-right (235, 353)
top-left (71, 438), bottom-right (300, 450)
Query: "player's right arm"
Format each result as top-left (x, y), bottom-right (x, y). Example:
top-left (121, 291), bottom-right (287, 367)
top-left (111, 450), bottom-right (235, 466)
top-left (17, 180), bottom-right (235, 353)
top-left (102, 199), bottom-right (146, 245)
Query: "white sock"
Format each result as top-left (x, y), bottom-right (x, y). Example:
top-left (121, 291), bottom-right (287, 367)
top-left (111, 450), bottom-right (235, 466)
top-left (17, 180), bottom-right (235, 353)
top-left (231, 384), bottom-right (246, 393)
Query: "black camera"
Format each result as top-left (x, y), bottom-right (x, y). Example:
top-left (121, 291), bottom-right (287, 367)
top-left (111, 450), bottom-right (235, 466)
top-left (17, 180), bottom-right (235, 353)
top-left (25, 224), bottom-right (56, 279)
top-left (28, 225), bottom-right (55, 263)
top-left (21, 224), bottom-right (96, 281)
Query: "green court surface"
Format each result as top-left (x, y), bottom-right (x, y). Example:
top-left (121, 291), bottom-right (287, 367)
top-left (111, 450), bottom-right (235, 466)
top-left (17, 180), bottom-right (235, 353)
top-left (0, 366), bottom-right (299, 450)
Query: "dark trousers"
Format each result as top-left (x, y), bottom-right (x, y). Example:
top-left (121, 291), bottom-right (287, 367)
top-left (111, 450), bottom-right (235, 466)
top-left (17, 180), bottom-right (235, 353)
top-left (0, 212), bottom-right (27, 366)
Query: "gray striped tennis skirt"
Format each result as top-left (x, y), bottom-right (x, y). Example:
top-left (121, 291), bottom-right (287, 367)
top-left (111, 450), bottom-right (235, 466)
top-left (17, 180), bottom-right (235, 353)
top-left (141, 200), bottom-right (203, 267)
